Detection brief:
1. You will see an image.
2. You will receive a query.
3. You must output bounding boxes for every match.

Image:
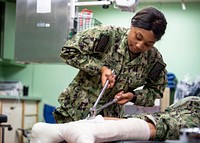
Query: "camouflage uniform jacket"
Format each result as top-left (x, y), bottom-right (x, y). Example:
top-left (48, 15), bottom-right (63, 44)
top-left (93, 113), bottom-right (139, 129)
top-left (125, 96), bottom-right (200, 141)
top-left (55, 25), bottom-right (167, 123)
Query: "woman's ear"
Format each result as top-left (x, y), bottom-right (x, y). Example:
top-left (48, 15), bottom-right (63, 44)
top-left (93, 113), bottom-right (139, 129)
top-left (130, 25), bottom-right (135, 30)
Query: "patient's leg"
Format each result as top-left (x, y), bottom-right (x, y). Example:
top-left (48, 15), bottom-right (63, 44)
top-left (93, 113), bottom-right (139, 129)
top-left (63, 116), bottom-right (151, 143)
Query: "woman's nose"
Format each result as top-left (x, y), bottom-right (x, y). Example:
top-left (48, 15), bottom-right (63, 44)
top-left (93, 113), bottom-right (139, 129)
top-left (136, 41), bottom-right (144, 49)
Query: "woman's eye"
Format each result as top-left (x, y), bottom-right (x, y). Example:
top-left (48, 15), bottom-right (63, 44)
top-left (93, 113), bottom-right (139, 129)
top-left (145, 43), bottom-right (151, 47)
top-left (145, 43), bottom-right (154, 47)
top-left (136, 34), bottom-right (142, 40)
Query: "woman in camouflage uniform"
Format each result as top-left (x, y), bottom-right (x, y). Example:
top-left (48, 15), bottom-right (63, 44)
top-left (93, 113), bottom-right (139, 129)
top-left (31, 96), bottom-right (200, 142)
top-left (53, 7), bottom-right (168, 123)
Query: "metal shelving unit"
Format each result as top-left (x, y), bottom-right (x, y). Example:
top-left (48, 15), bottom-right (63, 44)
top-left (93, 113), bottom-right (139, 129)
top-left (73, 17), bottom-right (101, 34)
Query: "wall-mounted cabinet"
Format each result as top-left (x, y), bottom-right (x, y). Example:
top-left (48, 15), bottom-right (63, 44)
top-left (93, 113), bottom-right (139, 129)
top-left (0, 1), bottom-right (26, 67)
top-left (15, 0), bottom-right (70, 63)
top-left (0, 1), bottom-right (5, 59)
top-left (0, 1), bottom-right (16, 61)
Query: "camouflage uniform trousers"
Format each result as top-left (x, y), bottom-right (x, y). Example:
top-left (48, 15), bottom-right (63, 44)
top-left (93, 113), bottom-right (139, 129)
top-left (123, 96), bottom-right (200, 141)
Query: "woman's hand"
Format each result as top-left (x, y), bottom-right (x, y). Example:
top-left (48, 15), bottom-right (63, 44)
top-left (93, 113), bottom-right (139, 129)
top-left (101, 66), bottom-right (116, 89)
top-left (115, 91), bottom-right (135, 105)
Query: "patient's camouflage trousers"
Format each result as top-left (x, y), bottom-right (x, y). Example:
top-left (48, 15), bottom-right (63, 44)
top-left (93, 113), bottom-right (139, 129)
top-left (124, 96), bottom-right (200, 141)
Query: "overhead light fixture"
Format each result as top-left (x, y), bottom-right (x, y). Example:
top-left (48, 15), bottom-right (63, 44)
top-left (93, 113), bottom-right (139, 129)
top-left (181, 0), bottom-right (186, 10)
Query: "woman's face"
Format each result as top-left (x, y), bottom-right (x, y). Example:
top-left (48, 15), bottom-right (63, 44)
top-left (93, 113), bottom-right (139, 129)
top-left (128, 26), bottom-right (156, 54)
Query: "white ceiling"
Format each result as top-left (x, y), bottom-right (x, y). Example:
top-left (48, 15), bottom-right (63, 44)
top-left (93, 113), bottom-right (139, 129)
top-left (79, 0), bottom-right (200, 3)
top-left (140, 0), bottom-right (200, 2)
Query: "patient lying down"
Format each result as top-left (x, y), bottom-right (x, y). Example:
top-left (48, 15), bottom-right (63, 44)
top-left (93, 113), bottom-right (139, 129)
top-left (30, 96), bottom-right (200, 143)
